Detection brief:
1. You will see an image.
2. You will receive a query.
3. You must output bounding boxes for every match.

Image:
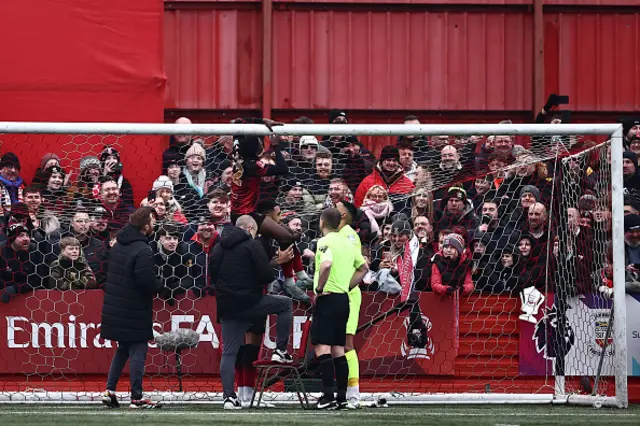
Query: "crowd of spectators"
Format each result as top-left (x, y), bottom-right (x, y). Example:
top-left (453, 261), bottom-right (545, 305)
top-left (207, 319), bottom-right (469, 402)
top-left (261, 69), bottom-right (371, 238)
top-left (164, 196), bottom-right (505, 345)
top-left (1, 107), bottom-right (640, 316)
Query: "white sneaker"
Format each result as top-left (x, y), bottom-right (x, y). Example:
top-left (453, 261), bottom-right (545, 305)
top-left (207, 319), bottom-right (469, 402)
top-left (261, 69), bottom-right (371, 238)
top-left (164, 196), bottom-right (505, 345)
top-left (271, 349), bottom-right (293, 364)
top-left (223, 396), bottom-right (242, 410)
top-left (348, 398), bottom-right (361, 409)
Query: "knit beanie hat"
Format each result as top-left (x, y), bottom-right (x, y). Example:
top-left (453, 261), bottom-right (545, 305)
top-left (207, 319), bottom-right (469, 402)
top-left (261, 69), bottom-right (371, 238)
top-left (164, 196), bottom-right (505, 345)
top-left (40, 153), bottom-right (60, 170)
top-left (236, 136), bottom-right (263, 160)
top-left (623, 151), bottom-right (638, 169)
top-left (520, 185), bottom-right (541, 201)
top-left (185, 142), bottom-right (206, 161)
top-left (443, 233), bottom-right (465, 255)
top-left (445, 186), bottom-right (468, 203)
top-left (379, 145), bottom-right (400, 162)
top-left (153, 175), bottom-right (174, 193)
top-left (282, 179), bottom-right (304, 193)
top-left (328, 109), bottom-right (347, 123)
top-left (0, 152), bottom-right (21, 170)
top-left (391, 220), bottom-right (412, 236)
top-left (99, 146), bottom-right (120, 164)
top-left (7, 224), bottom-right (30, 243)
top-left (622, 118), bottom-right (640, 139)
top-left (624, 214), bottom-right (640, 232)
top-left (80, 156), bottom-right (100, 172)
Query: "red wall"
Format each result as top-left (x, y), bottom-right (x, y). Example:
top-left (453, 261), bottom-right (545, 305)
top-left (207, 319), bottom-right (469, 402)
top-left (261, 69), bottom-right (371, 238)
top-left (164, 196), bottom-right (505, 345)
top-left (0, 0), bottom-right (166, 202)
top-left (164, 0), bottom-right (640, 115)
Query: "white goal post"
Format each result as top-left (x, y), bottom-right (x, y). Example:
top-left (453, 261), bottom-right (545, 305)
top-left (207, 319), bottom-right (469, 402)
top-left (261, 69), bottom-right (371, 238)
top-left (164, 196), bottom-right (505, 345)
top-left (0, 122), bottom-right (627, 408)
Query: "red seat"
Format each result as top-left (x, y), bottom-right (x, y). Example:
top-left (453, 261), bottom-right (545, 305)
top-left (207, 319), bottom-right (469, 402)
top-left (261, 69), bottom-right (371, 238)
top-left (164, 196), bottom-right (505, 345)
top-left (250, 318), bottom-right (312, 409)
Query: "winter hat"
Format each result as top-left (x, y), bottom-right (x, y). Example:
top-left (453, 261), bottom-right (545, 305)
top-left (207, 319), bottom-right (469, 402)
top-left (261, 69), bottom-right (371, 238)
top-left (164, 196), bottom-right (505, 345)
top-left (443, 233), bottom-right (465, 255)
top-left (7, 224), bottom-right (30, 243)
top-left (328, 109), bottom-right (347, 123)
top-left (0, 152), bottom-right (21, 170)
top-left (624, 214), bottom-right (640, 232)
top-left (520, 185), bottom-right (541, 201)
top-left (40, 153), bottom-right (60, 170)
top-left (299, 136), bottom-right (319, 148)
top-left (79, 156), bottom-right (100, 172)
top-left (445, 186), bottom-right (468, 203)
top-left (282, 179), bottom-right (304, 193)
top-left (379, 145), bottom-right (400, 162)
top-left (153, 175), bottom-right (174, 193)
top-left (236, 136), bottom-right (263, 160)
top-left (99, 146), bottom-right (120, 163)
top-left (10, 202), bottom-right (30, 219)
top-left (185, 142), bottom-right (206, 161)
top-left (391, 220), bottom-right (412, 236)
top-left (92, 206), bottom-right (109, 219)
top-left (623, 151), bottom-right (638, 169)
top-left (46, 165), bottom-right (66, 179)
top-left (622, 117), bottom-right (640, 139)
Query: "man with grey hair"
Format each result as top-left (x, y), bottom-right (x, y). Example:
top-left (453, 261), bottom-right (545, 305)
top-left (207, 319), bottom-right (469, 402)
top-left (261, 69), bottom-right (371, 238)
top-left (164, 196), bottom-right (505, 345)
top-left (210, 215), bottom-right (294, 410)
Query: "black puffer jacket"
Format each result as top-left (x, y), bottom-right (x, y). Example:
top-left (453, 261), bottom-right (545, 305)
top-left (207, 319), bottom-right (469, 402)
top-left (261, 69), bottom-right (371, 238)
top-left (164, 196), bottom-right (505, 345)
top-left (100, 224), bottom-right (161, 342)
top-left (210, 226), bottom-right (275, 318)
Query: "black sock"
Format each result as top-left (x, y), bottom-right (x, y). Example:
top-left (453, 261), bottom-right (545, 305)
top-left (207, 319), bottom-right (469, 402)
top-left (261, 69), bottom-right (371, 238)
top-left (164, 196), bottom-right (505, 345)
top-left (317, 354), bottom-right (335, 399)
top-left (242, 344), bottom-right (260, 365)
top-left (333, 355), bottom-right (348, 402)
top-left (236, 345), bottom-right (248, 368)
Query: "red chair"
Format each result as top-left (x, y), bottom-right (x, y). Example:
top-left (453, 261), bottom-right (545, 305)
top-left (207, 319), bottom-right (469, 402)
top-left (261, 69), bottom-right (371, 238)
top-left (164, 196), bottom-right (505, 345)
top-left (250, 318), bottom-right (312, 409)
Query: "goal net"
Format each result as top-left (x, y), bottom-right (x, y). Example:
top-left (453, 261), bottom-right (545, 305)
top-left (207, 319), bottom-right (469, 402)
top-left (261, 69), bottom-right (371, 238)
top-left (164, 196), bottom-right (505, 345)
top-left (0, 122), bottom-right (627, 408)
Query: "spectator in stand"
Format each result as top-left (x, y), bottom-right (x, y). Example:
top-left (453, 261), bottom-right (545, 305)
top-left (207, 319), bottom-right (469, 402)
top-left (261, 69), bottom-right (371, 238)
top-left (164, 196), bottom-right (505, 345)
top-left (55, 209), bottom-right (102, 251)
top-left (152, 224), bottom-right (200, 304)
top-left (96, 176), bottom-right (133, 229)
top-left (431, 233), bottom-right (474, 296)
top-left (162, 116), bottom-right (201, 172)
top-left (300, 152), bottom-right (335, 207)
top-left (290, 135), bottom-right (321, 178)
top-left (175, 141), bottom-right (212, 221)
top-left (433, 145), bottom-right (468, 201)
top-left (284, 214), bottom-right (314, 269)
top-left (186, 219), bottom-right (220, 296)
top-left (624, 197), bottom-right (640, 216)
top-left (475, 199), bottom-right (520, 255)
top-left (207, 135), bottom-right (235, 175)
top-left (22, 186), bottom-right (62, 237)
top-left (479, 125), bottom-right (525, 160)
top-left (0, 224), bottom-right (48, 303)
top-left (505, 185), bottom-right (541, 230)
top-left (412, 215), bottom-right (436, 292)
top-left (206, 188), bottom-right (232, 232)
top-left (397, 141), bottom-right (418, 182)
top-left (0, 152), bottom-right (25, 214)
top-left (414, 163), bottom-right (434, 190)
top-left (355, 145), bottom-right (414, 207)
top-left (324, 177), bottom-right (353, 209)
top-left (69, 156), bottom-right (101, 205)
top-left (141, 176), bottom-right (188, 224)
top-left (624, 214), bottom-right (640, 265)
top-left (100, 146), bottom-right (134, 207)
top-left (41, 166), bottom-right (69, 214)
top-left (470, 231), bottom-right (492, 292)
top-left (623, 118), bottom-right (640, 150)
top-left (360, 185), bottom-right (394, 229)
top-left (515, 234), bottom-right (547, 291)
top-left (433, 186), bottom-right (477, 235)
top-left (90, 206), bottom-right (111, 242)
top-left (397, 115), bottom-right (432, 165)
top-left (525, 202), bottom-right (553, 260)
top-left (394, 186), bottom-right (434, 225)
top-left (485, 244), bottom-right (521, 295)
top-left (277, 179), bottom-right (316, 213)
top-left (468, 176), bottom-right (494, 215)
top-left (32, 153), bottom-right (61, 187)
top-left (622, 151), bottom-right (640, 193)
top-left (211, 160), bottom-right (233, 193)
top-left (48, 236), bottom-right (97, 290)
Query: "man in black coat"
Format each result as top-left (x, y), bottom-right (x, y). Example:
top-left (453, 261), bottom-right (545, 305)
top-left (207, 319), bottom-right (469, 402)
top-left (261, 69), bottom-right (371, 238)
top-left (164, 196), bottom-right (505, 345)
top-left (209, 215), bottom-right (293, 410)
top-left (100, 207), bottom-right (162, 409)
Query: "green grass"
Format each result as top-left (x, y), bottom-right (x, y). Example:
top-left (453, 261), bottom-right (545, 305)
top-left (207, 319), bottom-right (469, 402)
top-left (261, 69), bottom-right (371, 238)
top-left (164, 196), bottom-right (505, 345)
top-left (0, 404), bottom-right (639, 426)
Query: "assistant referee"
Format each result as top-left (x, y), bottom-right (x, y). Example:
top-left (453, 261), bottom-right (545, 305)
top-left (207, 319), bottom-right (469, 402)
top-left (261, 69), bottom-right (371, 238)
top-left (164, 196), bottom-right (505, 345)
top-left (312, 208), bottom-right (368, 410)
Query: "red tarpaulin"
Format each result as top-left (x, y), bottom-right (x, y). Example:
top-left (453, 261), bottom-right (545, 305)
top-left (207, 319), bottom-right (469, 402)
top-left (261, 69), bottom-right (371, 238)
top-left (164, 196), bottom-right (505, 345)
top-left (0, 0), bottom-right (166, 203)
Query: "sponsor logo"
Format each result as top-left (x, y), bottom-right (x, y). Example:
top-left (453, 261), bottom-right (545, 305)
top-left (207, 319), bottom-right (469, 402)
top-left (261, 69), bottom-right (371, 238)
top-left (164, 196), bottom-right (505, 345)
top-left (590, 312), bottom-right (614, 357)
top-left (400, 314), bottom-right (434, 360)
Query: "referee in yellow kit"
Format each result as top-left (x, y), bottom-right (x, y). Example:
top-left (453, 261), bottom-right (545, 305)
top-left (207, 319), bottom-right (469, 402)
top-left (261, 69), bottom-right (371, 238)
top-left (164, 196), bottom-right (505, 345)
top-left (312, 208), bottom-right (368, 410)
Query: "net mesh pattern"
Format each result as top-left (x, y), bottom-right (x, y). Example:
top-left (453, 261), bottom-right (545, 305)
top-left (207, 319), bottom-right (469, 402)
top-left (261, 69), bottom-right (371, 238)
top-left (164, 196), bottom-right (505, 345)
top-left (0, 129), bottom-right (620, 402)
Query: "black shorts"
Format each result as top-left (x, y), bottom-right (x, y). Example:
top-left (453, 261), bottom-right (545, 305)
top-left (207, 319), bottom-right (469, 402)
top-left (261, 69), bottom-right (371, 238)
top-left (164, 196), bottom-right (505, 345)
top-left (311, 293), bottom-right (350, 347)
top-left (246, 317), bottom-right (267, 335)
top-left (231, 212), bottom-right (265, 230)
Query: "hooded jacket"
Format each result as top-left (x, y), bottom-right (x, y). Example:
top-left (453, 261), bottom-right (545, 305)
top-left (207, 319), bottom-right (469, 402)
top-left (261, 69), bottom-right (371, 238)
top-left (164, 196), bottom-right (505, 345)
top-left (100, 224), bottom-right (162, 342)
top-left (354, 164), bottom-right (415, 207)
top-left (209, 226), bottom-right (275, 318)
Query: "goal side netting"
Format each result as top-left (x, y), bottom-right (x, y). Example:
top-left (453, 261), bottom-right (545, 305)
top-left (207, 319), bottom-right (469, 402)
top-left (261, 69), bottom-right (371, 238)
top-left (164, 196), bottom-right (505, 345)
top-left (0, 122), bottom-right (627, 408)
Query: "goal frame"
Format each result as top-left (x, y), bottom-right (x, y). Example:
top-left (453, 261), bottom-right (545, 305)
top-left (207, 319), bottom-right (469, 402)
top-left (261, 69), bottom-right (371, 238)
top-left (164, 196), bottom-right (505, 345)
top-left (0, 122), bottom-right (627, 408)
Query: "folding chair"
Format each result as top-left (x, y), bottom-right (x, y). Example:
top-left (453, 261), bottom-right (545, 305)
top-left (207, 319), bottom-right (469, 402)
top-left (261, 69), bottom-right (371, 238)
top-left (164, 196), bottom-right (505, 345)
top-left (251, 318), bottom-right (312, 409)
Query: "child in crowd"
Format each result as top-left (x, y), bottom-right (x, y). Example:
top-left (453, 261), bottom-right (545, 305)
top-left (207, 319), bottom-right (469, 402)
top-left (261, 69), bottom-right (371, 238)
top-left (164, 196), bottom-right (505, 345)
top-left (431, 233), bottom-right (474, 296)
top-left (48, 236), bottom-right (97, 290)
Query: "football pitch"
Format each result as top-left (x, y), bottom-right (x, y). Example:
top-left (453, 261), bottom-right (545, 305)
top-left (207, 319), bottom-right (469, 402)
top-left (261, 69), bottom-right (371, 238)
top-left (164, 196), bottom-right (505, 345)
top-left (0, 404), bottom-right (639, 426)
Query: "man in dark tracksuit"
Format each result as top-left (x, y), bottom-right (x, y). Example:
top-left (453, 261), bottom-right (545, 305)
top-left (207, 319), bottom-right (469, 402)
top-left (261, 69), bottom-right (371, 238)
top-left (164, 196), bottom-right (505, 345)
top-left (210, 215), bottom-right (293, 410)
top-left (100, 207), bottom-right (163, 409)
